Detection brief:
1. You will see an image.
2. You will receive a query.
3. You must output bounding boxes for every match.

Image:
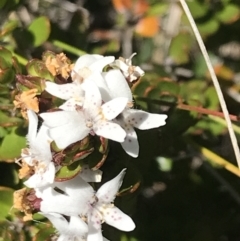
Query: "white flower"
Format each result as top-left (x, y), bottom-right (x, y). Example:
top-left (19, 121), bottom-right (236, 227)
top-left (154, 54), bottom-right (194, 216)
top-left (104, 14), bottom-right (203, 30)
top-left (40, 79), bottom-right (127, 149)
top-left (102, 69), bottom-right (133, 103)
top-left (79, 165), bottom-right (102, 183)
top-left (72, 54), bottom-right (115, 82)
top-left (42, 213), bottom-right (110, 241)
top-left (44, 81), bottom-right (84, 111)
top-left (42, 213), bottom-right (88, 241)
top-left (35, 175), bottom-right (95, 217)
top-left (87, 169), bottom-right (135, 241)
top-left (102, 69), bottom-right (168, 158)
top-left (22, 110), bottom-right (55, 188)
top-left (112, 53), bottom-right (144, 83)
top-left (118, 109), bottom-right (168, 157)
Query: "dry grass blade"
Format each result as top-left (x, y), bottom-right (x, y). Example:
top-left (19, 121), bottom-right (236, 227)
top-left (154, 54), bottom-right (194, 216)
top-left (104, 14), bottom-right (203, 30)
top-left (179, 0), bottom-right (240, 168)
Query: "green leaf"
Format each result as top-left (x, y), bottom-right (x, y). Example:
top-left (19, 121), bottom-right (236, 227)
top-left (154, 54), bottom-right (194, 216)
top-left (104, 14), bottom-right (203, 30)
top-left (0, 20), bottom-right (18, 38)
top-left (187, 0), bottom-right (208, 18)
top-left (146, 3), bottom-right (168, 16)
top-left (55, 161), bottom-right (82, 181)
top-left (0, 47), bottom-right (13, 66)
top-left (204, 86), bottom-right (219, 110)
top-left (197, 19), bottom-right (219, 37)
top-left (0, 187), bottom-right (14, 220)
top-left (133, 79), bottom-right (150, 97)
top-left (27, 16), bottom-right (51, 47)
top-left (0, 127), bottom-right (26, 160)
top-left (169, 32), bottom-right (193, 64)
top-left (136, 38), bottom-right (154, 63)
top-left (33, 227), bottom-right (56, 241)
top-left (3, 0), bottom-right (19, 10)
top-left (0, 0), bottom-right (7, 9)
top-left (0, 110), bottom-right (23, 127)
top-left (216, 4), bottom-right (240, 24)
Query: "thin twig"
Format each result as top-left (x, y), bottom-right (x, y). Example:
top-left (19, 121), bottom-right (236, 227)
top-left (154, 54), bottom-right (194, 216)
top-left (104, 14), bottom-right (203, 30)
top-left (179, 0), bottom-right (240, 168)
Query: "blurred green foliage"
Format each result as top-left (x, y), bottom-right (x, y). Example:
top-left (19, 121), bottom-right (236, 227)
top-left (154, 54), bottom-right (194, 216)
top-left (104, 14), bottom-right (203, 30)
top-left (1, 0), bottom-right (240, 240)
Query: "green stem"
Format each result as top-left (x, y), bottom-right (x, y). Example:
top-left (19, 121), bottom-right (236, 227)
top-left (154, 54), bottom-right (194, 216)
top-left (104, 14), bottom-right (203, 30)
top-left (209, 116), bottom-right (240, 136)
top-left (52, 40), bottom-right (86, 56)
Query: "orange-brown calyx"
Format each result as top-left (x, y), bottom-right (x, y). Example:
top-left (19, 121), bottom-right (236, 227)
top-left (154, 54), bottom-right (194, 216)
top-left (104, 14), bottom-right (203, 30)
top-left (18, 159), bottom-right (35, 179)
top-left (13, 188), bottom-right (41, 221)
top-left (13, 89), bottom-right (39, 119)
top-left (45, 53), bottom-right (74, 79)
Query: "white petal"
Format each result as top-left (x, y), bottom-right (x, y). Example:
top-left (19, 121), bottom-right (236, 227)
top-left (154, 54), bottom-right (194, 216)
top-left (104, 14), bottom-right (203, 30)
top-left (89, 207), bottom-right (102, 231)
top-left (42, 213), bottom-right (88, 239)
top-left (73, 55), bottom-right (103, 72)
top-left (26, 110), bottom-right (38, 144)
top-left (87, 214), bottom-right (103, 241)
top-left (88, 72), bottom-right (112, 102)
top-left (94, 122), bottom-right (126, 143)
top-left (32, 124), bottom-right (52, 161)
top-left (80, 165), bottom-right (102, 183)
top-left (41, 111), bottom-right (89, 149)
top-left (114, 59), bottom-right (129, 73)
top-left (40, 111), bottom-right (74, 127)
top-left (24, 162), bottom-right (55, 188)
top-left (121, 125), bottom-right (139, 158)
top-left (101, 97), bottom-right (128, 120)
top-left (96, 169), bottom-right (126, 203)
top-left (103, 206), bottom-right (135, 231)
top-left (45, 82), bottom-right (82, 100)
top-left (49, 124), bottom-right (89, 149)
top-left (103, 238), bottom-right (110, 241)
top-left (42, 213), bottom-right (69, 233)
top-left (125, 109), bottom-right (167, 130)
top-left (89, 56), bottom-right (115, 72)
top-left (82, 79), bottom-right (102, 109)
top-left (104, 69), bottom-right (132, 102)
top-left (59, 98), bottom-right (83, 111)
top-left (37, 176), bottom-right (94, 216)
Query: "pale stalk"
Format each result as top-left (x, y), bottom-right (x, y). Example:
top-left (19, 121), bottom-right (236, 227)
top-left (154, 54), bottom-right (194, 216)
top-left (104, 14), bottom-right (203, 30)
top-left (179, 0), bottom-right (240, 168)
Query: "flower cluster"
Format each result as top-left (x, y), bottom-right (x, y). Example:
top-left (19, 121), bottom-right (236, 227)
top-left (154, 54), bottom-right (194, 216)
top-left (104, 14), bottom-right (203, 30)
top-left (13, 53), bottom-right (167, 241)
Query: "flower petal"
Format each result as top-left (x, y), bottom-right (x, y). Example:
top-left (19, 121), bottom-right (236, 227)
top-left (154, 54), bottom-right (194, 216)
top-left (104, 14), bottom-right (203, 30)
top-left (82, 79), bottom-right (102, 109)
top-left (125, 109), bottom-right (167, 130)
top-left (40, 111), bottom-right (74, 127)
top-left (96, 169), bottom-right (126, 203)
top-left (80, 165), bottom-right (102, 183)
top-left (45, 81), bottom-right (82, 100)
top-left (87, 214), bottom-right (103, 241)
top-left (73, 54), bottom-right (103, 72)
top-left (24, 162), bottom-right (55, 188)
top-left (94, 122), bottom-right (126, 143)
top-left (32, 124), bottom-right (52, 161)
top-left (59, 98), bottom-right (83, 111)
top-left (101, 97), bottom-right (128, 120)
top-left (89, 56), bottom-right (115, 72)
top-left (88, 72), bottom-right (111, 102)
top-left (103, 69), bottom-right (132, 102)
top-left (42, 213), bottom-right (88, 240)
top-left (26, 110), bottom-right (38, 144)
top-left (121, 125), bottom-right (139, 158)
top-left (42, 213), bottom-right (68, 233)
top-left (103, 206), bottom-right (135, 231)
top-left (41, 111), bottom-right (89, 149)
top-left (36, 176), bottom-right (94, 216)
